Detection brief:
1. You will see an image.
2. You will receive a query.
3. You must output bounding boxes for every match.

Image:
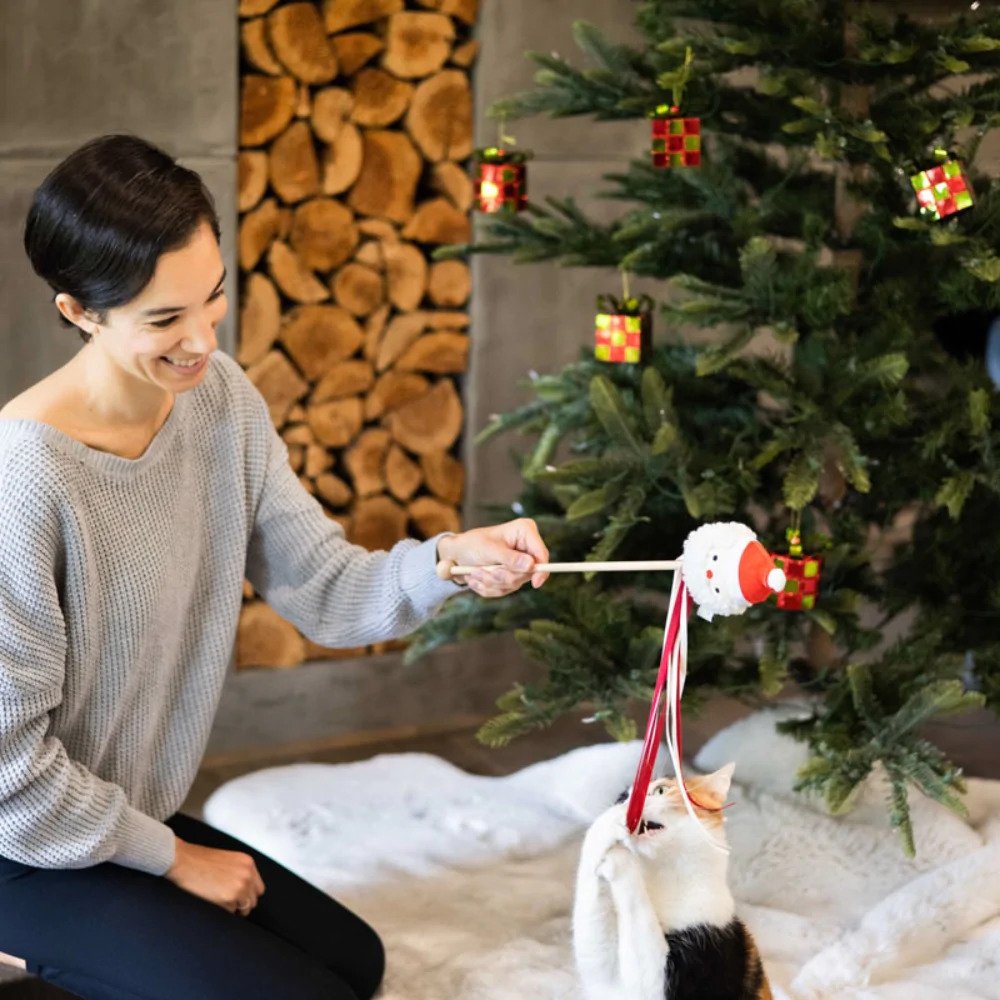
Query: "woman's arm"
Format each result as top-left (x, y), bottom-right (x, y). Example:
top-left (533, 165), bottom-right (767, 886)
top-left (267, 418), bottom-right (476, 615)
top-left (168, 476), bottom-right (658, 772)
top-left (237, 347), bottom-right (549, 644)
top-left (245, 418), bottom-right (465, 647)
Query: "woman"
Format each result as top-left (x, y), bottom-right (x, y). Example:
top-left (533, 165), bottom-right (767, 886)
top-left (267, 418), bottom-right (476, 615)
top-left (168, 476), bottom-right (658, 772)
top-left (0, 134), bottom-right (549, 1000)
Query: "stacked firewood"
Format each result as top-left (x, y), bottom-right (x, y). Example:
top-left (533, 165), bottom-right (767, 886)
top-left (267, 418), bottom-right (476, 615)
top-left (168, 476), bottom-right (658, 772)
top-left (236, 0), bottom-right (476, 668)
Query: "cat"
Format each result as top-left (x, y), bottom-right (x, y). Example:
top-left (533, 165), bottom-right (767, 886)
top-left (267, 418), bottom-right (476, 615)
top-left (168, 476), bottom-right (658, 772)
top-left (572, 763), bottom-right (771, 1000)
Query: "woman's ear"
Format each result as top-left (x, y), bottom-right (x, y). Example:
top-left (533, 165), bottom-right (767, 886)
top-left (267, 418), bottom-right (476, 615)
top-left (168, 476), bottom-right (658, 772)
top-left (55, 293), bottom-right (98, 336)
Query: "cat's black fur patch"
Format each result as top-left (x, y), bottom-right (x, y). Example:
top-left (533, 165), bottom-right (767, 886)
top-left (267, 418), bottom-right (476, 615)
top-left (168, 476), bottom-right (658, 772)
top-left (664, 918), bottom-right (763, 1000)
top-left (614, 788), bottom-right (628, 804)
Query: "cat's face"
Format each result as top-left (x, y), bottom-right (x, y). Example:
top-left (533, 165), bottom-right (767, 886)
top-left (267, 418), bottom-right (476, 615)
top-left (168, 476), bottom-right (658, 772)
top-left (625, 763), bottom-right (735, 855)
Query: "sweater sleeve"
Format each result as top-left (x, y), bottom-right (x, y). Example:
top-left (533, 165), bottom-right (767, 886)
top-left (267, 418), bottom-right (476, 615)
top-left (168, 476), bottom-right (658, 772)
top-left (0, 468), bottom-right (176, 874)
top-left (245, 397), bottom-right (462, 647)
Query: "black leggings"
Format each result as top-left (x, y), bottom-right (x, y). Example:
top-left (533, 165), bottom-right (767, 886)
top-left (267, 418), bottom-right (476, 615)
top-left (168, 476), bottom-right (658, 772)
top-left (0, 813), bottom-right (384, 1000)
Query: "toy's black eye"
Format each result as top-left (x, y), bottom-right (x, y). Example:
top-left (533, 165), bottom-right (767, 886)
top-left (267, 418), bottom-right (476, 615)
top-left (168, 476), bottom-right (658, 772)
top-left (713, 555), bottom-right (718, 561)
top-left (715, 587), bottom-right (720, 593)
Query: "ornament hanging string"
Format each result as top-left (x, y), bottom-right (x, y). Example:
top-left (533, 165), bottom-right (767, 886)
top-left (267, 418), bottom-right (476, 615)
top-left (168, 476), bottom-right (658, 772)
top-left (495, 112), bottom-right (516, 150)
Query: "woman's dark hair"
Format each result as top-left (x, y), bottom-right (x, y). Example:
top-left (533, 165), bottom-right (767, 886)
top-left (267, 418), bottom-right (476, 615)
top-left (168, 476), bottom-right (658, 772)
top-left (24, 134), bottom-right (221, 343)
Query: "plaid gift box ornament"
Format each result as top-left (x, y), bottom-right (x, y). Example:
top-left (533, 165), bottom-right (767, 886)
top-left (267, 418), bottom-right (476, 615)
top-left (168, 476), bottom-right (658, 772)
top-left (648, 46), bottom-right (700, 168)
top-left (910, 152), bottom-right (974, 221)
top-left (772, 526), bottom-right (823, 612)
top-left (594, 291), bottom-right (653, 364)
top-left (650, 104), bottom-right (702, 168)
top-left (474, 146), bottom-right (530, 214)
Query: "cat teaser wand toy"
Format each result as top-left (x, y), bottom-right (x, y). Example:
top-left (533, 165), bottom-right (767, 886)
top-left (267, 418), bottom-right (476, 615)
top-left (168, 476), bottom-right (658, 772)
top-left (437, 522), bottom-right (786, 846)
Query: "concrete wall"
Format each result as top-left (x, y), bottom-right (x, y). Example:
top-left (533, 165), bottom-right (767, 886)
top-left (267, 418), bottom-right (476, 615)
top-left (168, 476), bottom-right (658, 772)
top-left (0, 0), bottom-right (238, 399)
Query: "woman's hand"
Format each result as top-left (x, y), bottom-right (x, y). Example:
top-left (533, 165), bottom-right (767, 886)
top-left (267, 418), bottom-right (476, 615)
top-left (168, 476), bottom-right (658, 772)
top-left (437, 518), bottom-right (549, 597)
top-left (165, 837), bottom-right (266, 917)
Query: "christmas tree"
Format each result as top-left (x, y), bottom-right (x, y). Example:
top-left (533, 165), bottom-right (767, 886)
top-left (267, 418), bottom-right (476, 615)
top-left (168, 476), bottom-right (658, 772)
top-left (410, 0), bottom-right (1000, 853)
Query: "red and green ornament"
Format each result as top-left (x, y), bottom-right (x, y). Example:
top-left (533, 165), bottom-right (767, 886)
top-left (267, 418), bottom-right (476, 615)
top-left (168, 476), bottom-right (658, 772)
top-left (650, 104), bottom-right (701, 168)
top-left (595, 291), bottom-right (653, 365)
top-left (910, 151), bottom-right (973, 221)
top-left (474, 147), bottom-right (531, 214)
top-left (649, 46), bottom-right (700, 168)
top-left (773, 525), bottom-right (823, 611)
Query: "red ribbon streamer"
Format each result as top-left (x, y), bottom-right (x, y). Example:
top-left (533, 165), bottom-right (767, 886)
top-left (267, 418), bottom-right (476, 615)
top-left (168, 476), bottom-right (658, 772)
top-left (626, 581), bottom-right (689, 832)
top-left (625, 581), bottom-right (722, 833)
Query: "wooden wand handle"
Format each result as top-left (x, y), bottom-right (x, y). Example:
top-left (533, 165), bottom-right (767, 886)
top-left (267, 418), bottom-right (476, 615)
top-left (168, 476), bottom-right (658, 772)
top-left (435, 559), bottom-right (680, 579)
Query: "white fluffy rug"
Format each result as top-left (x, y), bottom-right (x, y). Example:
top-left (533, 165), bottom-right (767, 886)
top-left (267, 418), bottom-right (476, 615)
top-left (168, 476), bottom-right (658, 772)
top-left (204, 711), bottom-right (1000, 999)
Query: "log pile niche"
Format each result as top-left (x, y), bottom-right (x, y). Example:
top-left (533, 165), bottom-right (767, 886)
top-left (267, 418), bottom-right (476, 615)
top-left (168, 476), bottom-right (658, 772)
top-left (236, 0), bottom-right (477, 669)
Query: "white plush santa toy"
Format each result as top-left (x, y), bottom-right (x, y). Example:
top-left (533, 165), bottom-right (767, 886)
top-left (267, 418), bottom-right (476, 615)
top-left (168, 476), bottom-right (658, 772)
top-left (680, 521), bottom-right (787, 621)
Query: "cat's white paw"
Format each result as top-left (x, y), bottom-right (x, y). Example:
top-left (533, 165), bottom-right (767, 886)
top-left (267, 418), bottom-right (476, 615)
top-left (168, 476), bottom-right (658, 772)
top-left (596, 843), bottom-right (634, 882)
top-left (587, 802), bottom-right (630, 850)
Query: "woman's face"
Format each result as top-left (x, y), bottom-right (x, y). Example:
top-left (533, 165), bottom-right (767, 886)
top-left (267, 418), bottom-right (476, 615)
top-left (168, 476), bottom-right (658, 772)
top-left (68, 220), bottom-right (228, 394)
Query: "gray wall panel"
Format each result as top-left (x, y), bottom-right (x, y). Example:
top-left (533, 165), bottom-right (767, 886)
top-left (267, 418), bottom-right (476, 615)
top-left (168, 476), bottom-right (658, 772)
top-left (0, 0), bottom-right (238, 401)
top-left (0, 0), bottom-right (236, 157)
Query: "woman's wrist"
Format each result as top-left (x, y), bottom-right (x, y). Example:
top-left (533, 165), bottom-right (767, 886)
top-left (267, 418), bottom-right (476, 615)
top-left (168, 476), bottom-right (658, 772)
top-left (435, 532), bottom-right (468, 586)
top-left (436, 532), bottom-right (461, 565)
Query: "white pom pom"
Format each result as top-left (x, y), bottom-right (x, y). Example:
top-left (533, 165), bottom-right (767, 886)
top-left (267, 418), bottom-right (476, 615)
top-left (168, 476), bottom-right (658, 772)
top-left (767, 567), bottom-right (787, 593)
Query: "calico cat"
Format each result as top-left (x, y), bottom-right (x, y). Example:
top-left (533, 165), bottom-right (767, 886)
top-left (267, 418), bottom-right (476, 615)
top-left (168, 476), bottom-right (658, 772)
top-left (572, 763), bottom-right (771, 1000)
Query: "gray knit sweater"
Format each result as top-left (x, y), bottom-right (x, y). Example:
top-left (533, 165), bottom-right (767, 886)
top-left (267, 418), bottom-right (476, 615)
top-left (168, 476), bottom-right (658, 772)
top-left (0, 350), bottom-right (461, 876)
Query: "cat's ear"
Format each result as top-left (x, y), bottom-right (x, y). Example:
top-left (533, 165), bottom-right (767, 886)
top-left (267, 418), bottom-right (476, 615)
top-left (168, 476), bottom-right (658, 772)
top-left (692, 762), bottom-right (735, 805)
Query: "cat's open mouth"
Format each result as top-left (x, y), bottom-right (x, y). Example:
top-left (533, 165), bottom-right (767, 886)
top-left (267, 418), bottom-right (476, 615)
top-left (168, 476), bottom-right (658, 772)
top-left (636, 819), bottom-right (664, 835)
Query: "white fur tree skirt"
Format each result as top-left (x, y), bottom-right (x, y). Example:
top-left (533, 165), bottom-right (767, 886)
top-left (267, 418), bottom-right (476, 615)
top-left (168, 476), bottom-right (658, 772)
top-left (204, 711), bottom-right (1000, 999)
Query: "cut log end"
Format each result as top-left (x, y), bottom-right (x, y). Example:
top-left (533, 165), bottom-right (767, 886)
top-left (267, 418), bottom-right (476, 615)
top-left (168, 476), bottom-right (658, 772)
top-left (281, 304), bottom-right (364, 381)
top-left (427, 259), bottom-right (471, 307)
top-left (268, 2), bottom-right (338, 84)
top-left (347, 129), bottom-right (422, 223)
top-left (311, 87), bottom-right (354, 143)
top-left (268, 241), bottom-right (330, 303)
top-left (322, 122), bottom-right (364, 195)
top-left (405, 70), bottom-right (473, 162)
top-left (238, 150), bottom-right (270, 213)
top-left (383, 11), bottom-right (455, 79)
top-left (383, 241), bottom-right (428, 311)
top-left (332, 262), bottom-right (385, 317)
top-left (269, 120), bottom-right (320, 204)
top-left (240, 75), bottom-right (297, 147)
top-left (242, 18), bottom-right (283, 76)
top-left (237, 272), bottom-right (281, 367)
top-left (401, 198), bottom-right (470, 244)
top-left (350, 68), bottom-right (414, 128)
top-left (332, 32), bottom-right (385, 76)
top-left (385, 379), bottom-right (463, 454)
top-left (290, 198), bottom-right (359, 271)
top-left (323, 0), bottom-right (404, 34)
